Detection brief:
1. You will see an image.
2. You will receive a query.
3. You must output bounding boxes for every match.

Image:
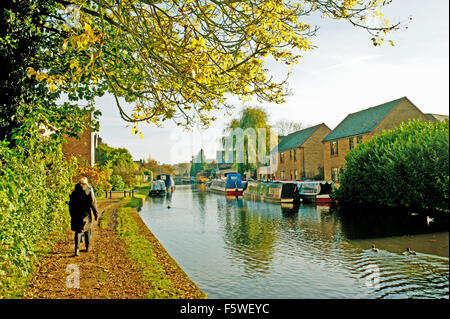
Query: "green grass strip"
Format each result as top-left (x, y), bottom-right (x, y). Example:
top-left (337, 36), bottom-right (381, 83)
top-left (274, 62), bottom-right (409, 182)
top-left (116, 207), bottom-right (179, 299)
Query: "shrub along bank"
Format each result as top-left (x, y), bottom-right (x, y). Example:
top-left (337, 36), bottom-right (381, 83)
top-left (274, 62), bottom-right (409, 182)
top-left (0, 139), bottom-right (76, 298)
top-left (334, 119), bottom-right (449, 212)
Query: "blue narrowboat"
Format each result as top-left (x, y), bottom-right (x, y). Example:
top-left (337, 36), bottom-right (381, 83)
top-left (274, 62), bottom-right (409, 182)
top-left (209, 173), bottom-right (244, 196)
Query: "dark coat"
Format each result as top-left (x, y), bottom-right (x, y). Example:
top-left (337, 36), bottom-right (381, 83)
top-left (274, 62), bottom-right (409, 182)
top-left (69, 183), bottom-right (99, 232)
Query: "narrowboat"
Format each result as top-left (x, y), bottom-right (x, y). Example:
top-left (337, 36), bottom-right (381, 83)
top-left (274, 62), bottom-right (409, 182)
top-left (157, 174), bottom-right (175, 193)
top-left (209, 173), bottom-right (244, 196)
top-left (149, 179), bottom-right (166, 197)
top-left (294, 181), bottom-right (336, 205)
top-left (243, 180), bottom-right (297, 203)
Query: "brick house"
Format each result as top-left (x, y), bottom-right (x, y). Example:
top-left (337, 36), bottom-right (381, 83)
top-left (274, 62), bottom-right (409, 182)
top-left (62, 125), bottom-right (95, 167)
top-left (270, 123), bottom-right (331, 180)
top-left (322, 96), bottom-right (430, 182)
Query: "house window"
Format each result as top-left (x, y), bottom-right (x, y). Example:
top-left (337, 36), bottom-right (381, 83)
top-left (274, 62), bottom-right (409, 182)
top-left (349, 137), bottom-right (354, 150)
top-left (331, 167), bottom-right (340, 182)
top-left (357, 135), bottom-right (363, 144)
top-left (330, 141), bottom-right (338, 156)
top-left (294, 149), bottom-right (297, 161)
top-left (289, 150), bottom-right (292, 160)
top-left (280, 151), bottom-right (284, 163)
top-left (280, 170), bottom-right (285, 179)
top-left (294, 170), bottom-right (298, 180)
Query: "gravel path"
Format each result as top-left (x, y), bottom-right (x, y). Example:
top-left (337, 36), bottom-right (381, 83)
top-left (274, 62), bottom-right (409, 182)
top-left (22, 199), bottom-right (205, 299)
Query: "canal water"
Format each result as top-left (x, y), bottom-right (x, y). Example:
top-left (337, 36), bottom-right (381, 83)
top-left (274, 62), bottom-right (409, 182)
top-left (139, 185), bottom-right (449, 299)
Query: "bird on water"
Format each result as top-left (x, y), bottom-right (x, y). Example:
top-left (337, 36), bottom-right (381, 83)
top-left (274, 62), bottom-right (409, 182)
top-left (371, 244), bottom-right (379, 253)
top-left (405, 248), bottom-right (416, 255)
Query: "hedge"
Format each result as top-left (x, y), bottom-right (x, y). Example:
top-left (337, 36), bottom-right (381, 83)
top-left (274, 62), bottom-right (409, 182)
top-left (334, 119), bottom-right (449, 212)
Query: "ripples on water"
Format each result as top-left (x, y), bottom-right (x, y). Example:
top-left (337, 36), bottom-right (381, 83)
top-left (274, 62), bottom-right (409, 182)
top-left (139, 185), bottom-right (449, 299)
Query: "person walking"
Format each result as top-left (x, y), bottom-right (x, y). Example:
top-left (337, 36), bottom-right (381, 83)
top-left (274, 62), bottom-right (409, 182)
top-left (68, 177), bottom-right (98, 256)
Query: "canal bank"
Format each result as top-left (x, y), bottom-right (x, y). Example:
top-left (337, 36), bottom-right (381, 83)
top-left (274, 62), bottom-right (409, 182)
top-left (22, 190), bottom-right (206, 299)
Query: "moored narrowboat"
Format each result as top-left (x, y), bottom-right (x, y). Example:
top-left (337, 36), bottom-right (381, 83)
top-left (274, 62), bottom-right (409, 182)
top-left (294, 181), bottom-right (336, 205)
top-left (209, 173), bottom-right (244, 196)
top-left (244, 180), bottom-right (297, 203)
top-left (157, 174), bottom-right (175, 193)
top-left (149, 179), bottom-right (166, 197)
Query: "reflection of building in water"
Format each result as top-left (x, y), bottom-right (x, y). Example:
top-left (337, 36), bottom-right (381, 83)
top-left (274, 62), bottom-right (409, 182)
top-left (217, 199), bottom-right (280, 278)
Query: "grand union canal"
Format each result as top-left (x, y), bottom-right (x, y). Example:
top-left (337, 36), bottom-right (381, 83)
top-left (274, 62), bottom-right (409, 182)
top-left (139, 185), bottom-right (449, 299)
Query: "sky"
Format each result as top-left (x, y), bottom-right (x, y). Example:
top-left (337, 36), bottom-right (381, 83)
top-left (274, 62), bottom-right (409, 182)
top-left (93, 0), bottom-right (449, 164)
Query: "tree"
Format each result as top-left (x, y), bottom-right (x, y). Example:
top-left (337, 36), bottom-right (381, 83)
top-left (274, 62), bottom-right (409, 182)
top-left (273, 119), bottom-right (304, 136)
top-left (0, 0), bottom-right (97, 142)
top-left (224, 106), bottom-right (273, 177)
top-left (23, 0), bottom-right (400, 131)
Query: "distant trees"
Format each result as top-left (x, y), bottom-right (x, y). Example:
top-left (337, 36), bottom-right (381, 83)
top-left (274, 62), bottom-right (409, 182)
top-left (95, 142), bottom-right (141, 189)
top-left (273, 119), bottom-right (305, 136)
top-left (334, 120), bottom-right (449, 212)
top-left (143, 157), bottom-right (174, 178)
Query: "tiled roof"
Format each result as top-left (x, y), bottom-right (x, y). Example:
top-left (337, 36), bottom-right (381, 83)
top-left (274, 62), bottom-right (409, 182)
top-left (322, 97), bottom-right (405, 142)
top-left (275, 124), bottom-right (324, 152)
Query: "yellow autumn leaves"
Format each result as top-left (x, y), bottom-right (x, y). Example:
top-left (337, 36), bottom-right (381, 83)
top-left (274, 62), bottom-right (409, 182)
top-left (26, 0), bottom-right (398, 129)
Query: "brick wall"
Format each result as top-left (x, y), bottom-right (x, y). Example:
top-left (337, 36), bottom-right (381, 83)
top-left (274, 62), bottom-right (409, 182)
top-left (62, 126), bottom-right (94, 167)
top-left (323, 133), bottom-right (372, 181)
top-left (372, 98), bottom-right (430, 134)
top-left (302, 124), bottom-right (331, 178)
top-left (274, 124), bottom-right (330, 180)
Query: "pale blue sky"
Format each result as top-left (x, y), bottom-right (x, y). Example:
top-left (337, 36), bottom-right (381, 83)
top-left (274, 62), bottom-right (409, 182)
top-left (94, 0), bottom-right (449, 164)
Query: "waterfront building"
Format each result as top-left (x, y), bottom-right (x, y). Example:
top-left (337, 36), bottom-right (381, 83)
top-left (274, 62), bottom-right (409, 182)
top-left (269, 123), bottom-right (331, 181)
top-left (322, 96), bottom-right (430, 182)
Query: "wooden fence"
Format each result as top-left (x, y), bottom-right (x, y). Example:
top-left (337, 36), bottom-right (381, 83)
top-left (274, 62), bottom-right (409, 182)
top-left (104, 190), bottom-right (135, 199)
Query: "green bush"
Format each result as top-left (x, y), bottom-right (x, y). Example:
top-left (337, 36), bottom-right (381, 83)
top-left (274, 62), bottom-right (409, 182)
top-left (110, 174), bottom-right (126, 191)
top-left (0, 140), bottom-right (76, 298)
top-left (334, 119), bottom-right (449, 212)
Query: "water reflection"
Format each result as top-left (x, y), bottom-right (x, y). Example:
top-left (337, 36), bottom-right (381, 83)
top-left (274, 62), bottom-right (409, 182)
top-left (139, 186), bottom-right (449, 298)
top-left (218, 198), bottom-right (279, 278)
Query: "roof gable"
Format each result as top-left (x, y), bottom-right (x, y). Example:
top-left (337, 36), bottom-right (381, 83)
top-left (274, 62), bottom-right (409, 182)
top-left (322, 97), bottom-right (405, 142)
top-left (276, 124), bottom-right (323, 152)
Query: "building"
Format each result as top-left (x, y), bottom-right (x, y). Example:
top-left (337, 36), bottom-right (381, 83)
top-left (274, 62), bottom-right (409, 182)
top-left (62, 125), bottom-right (95, 167)
top-left (270, 123), bottom-right (331, 180)
top-left (322, 96), bottom-right (430, 182)
top-left (39, 119), bottom-right (95, 167)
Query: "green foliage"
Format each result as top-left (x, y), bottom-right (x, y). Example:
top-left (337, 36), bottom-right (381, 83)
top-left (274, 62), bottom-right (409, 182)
top-left (95, 142), bottom-right (140, 189)
top-left (109, 174), bottom-right (125, 191)
top-left (334, 120), bottom-right (449, 212)
top-left (225, 107), bottom-right (273, 177)
top-left (0, 138), bottom-right (77, 298)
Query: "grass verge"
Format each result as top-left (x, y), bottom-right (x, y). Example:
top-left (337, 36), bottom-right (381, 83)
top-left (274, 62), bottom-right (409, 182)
top-left (116, 206), bottom-right (180, 298)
